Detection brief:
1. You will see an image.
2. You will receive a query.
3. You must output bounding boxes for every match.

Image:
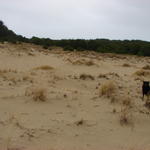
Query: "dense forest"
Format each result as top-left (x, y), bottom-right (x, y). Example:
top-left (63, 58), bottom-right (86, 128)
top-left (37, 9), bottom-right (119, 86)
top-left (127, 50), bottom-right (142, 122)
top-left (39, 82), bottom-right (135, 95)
top-left (0, 20), bottom-right (150, 56)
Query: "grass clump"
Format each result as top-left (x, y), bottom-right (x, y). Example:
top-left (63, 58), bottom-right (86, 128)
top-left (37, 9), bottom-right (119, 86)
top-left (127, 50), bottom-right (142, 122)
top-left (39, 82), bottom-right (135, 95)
top-left (134, 69), bottom-right (150, 76)
top-left (79, 73), bottom-right (95, 80)
top-left (122, 97), bottom-right (133, 107)
top-left (33, 88), bottom-right (47, 102)
top-left (75, 119), bottom-right (85, 126)
top-left (34, 65), bottom-right (54, 71)
top-left (25, 86), bottom-right (47, 102)
top-left (142, 65), bottom-right (150, 70)
top-left (99, 81), bottom-right (116, 97)
top-left (72, 59), bottom-right (96, 66)
top-left (122, 63), bottom-right (130, 67)
top-left (98, 73), bottom-right (108, 79)
top-left (119, 106), bottom-right (133, 126)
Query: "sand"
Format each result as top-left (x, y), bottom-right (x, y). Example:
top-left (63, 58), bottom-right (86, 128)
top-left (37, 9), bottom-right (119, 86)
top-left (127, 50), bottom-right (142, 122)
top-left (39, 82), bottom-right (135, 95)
top-left (0, 42), bottom-right (150, 150)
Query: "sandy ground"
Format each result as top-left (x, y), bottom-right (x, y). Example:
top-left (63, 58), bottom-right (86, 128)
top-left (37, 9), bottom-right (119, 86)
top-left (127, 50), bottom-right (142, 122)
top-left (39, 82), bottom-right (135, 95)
top-left (0, 42), bottom-right (150, 150)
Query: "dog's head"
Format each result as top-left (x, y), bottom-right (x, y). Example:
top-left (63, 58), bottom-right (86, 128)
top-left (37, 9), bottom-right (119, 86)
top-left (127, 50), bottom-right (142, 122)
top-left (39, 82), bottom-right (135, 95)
top-left (143, 81), bottom-right (149, 86)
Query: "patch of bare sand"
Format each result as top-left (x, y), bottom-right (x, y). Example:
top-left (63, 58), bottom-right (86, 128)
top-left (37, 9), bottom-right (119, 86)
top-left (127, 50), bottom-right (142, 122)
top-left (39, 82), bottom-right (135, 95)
top-left (0, 43), bottom-right (150, 150)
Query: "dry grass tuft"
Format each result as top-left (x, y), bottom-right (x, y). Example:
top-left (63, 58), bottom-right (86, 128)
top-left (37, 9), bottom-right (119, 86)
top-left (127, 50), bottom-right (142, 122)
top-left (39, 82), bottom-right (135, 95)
top-left (53, 75), bottom-right (63, 81)
top-left (34, 65), bottom-right (54, 71)
top-left (28, 52), bottom-right (35, 56)
top-left (112, 108), bottom-right (116, 113)
top-left (98, 74), bottom-right (108, 79)
top-left (108, 72), bottom-right (120, 78)
top-left (71, 59), bottom-right (96, 66)
top-left (122, 97), bottom-right (133, 108)
top-left (99, 81), bottom-right (116, 97)
top-left (110, 94), bottom-right (119, 103)
top-left (79, 73), bottom-right (95, 80)
top-left (32, 88), bottom-right (47, 101)
top-left (98, 72), bottom-right (120, 79)
top-left (142, 65), bottom-right (150, 70)
top-left (75, 119), bottom-right (85, 126)
top-left (119, 106), bottom-right (133, 126)
top-left (22, 75), bottom-right (34, 83)
top-left (25, 86), bottom-right (47, 102)
top-left (122, 63), bottom-right (130, 67)
top-left (134, 69), bottom-right (150, 76)
top-left (84, 60), bottom-right (96, 66)
top-left (0, 69), bottom-right (17, 74)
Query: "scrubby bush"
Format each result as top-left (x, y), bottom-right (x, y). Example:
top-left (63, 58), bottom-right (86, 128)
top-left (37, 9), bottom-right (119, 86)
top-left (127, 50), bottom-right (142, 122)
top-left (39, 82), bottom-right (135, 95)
top-left (122, 63), bottom-right (130, 67)
top-left (142, 65), bottom-right (150, 70)
top-left (119, 106), bottom-right (133, 126)
top-left (79, 73), bottom-right (95, 80)
top-left (134, 69), bottom-right (150, 76)
top-left (1, 20), bottom-right (150, 56)
top-left (99, 81), bottom-right (116, 97)
top-left (34, 65), bottom-right (54, 70)
top-left (25, 86), bottom-right (47, 102)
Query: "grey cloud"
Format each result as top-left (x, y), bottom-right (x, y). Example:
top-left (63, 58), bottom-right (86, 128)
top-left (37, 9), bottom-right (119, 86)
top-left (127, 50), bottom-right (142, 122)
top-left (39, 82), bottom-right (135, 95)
top-left (0, 0), bottom-right (150, 41)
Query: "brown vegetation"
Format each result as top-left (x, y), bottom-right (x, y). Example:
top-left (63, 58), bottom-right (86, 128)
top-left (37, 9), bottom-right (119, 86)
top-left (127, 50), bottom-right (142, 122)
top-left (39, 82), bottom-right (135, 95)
top-left (98, 72), bottom-right (120, 79)
top-left (68, 58), bottom-right (97, 66)
top-left (99, 81), bottom-right (116, 97)
top-left (122, 63), bottom-right (131, 67)
top-left (122, 97), bottom-right (133, 108)
top-left (25, 86), bottom-right (47, 102)
top-left (134, 69), bottom-right (150, 76)
top-left (79, 73), bottom-right (95, 80)
top-left (75, 119), bottom-right (85, 126)
top-left (34, 65), bottom-right (54, 71)
top-left (142, 65), bottom-right (150, 70)
top-left (119, 106), bottom-right (133, 126)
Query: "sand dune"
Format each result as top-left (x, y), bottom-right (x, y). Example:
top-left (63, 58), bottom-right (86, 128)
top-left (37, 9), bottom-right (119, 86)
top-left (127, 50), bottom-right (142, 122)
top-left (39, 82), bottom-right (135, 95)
top-left (0, 42), bottom-right (150, 150)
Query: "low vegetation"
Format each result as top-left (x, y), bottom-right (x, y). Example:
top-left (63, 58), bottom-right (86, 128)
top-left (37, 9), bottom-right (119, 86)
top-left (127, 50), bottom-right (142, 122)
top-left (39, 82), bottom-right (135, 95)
top-left (25, 86), bottom-right (47, 102)
top-left (79, 73), bottom-right (95, 80)
top-left (34, 65), bottom-right (54, 71)
top-left (69, 58), bottom-right (96, 66)
top-left (1, 20), bottom-right (150, 56)
top-left (142, 65), bottom-right (150, 70)
top-left (122, 63), bottom-right (131, 67)
top-left (119, 106), bottom-right (133, 126)
top-left (134, 69), bottom-right (150, 76)
top-left (99, 81), bottom-right (116, 97)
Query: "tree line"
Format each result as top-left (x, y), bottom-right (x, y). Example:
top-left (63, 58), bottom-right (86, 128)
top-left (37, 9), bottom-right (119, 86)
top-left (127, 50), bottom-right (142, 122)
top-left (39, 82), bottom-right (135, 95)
top-left (0, 20), bottom-right (150, 56)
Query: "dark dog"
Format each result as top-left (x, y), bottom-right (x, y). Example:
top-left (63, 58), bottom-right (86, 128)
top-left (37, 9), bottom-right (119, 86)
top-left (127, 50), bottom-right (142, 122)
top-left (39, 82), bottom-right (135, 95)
top-left (142, 81), bottom-right (150, 100)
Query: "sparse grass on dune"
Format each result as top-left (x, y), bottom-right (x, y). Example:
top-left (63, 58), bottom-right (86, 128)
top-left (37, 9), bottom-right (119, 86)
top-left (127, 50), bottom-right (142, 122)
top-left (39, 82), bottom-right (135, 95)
top-left (119, 105), bottom-right (133, 126)
top-left (33, 65), bottom-right (54, 71)
top-left (122, 97), bottom-right (133, 108)
top-left (25, 86), bottom-right (47, 102)
top-left (134, 69), bottom-right (150, 76)
top-left (75, 119), bottom-right (85, 126)
top-left (32, 88), bottom-right (47, 102)
top-left (0, 43), bottom-right (150, 149)
top-left (122, 63), bottom-right (131, 67)
top-left (98, 73), bottom-right (108, 79)
top-left (0, 69), bottom-right (35, 84)
top-left (142, 65), bottom-right (150, 70)
top-left (99, 81), bottom-right (116, 97)
top-left (98, 72), bottom-right (120, 79)
top-left (67, 58), bottom-right (97, 66)
top-left (0, 69), bottom-right (24, 84)
top-left (53, 75), bottom-right (64, 81)
top-left (79, 73), bottom-right (95, 80)
top-left (0, 69), bottom-right (17, 74)
top-left (22, 75), bottom-right (34, 83)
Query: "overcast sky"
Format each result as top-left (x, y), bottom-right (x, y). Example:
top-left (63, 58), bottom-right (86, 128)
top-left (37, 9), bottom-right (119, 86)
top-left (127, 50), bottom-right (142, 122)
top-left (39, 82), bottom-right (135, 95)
top-left (0, 0), bottom-right (150, 41)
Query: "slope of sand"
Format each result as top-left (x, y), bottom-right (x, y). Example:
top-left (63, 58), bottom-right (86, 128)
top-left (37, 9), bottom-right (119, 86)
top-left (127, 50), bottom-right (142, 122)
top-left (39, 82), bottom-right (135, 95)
top-left (0, 43), bottom-right (150, 150)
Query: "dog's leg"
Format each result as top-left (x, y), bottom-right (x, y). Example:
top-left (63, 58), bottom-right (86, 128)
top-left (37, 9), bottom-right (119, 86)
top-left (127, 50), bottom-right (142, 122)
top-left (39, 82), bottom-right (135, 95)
top-left (147, 92), bottom-right (150, 102)
top-left (142, 93), bottom-right (144, 101)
